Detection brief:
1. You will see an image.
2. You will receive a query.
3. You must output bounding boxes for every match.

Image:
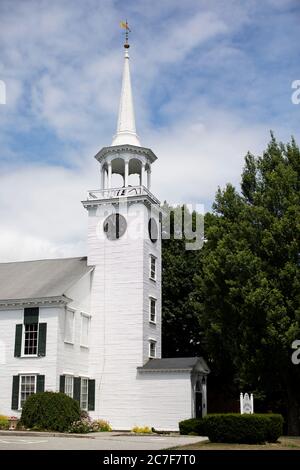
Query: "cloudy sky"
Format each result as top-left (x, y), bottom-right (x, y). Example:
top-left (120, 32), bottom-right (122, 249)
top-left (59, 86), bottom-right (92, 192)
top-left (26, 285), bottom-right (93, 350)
top-left (0, 0), bottom-right (299, 261)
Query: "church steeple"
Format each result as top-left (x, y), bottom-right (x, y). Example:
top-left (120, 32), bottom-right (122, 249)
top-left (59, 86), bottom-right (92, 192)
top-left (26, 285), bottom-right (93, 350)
top-left (112, 24), bottom-right (140, 147)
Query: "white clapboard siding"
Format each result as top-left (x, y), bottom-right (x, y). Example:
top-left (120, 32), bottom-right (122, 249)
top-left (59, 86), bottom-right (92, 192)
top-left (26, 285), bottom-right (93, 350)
top-left (0, 307), bottom-right (60, 416)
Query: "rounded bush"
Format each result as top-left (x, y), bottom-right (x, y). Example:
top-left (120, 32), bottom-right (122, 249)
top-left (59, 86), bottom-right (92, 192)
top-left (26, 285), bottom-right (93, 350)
top-left (179, 418), bottom-right (207, 436)
top-left (21, 392), bottom-right (81, 432)
top-left (179, 413), bottom-right (283, 444)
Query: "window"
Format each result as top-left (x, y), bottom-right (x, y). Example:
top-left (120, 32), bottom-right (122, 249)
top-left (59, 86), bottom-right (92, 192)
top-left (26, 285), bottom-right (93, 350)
top-left (19, 375), bottom-right (36, 408)
top-left (80, 378), bottom-right (88, 410)
top-left (80, 314), bottom-right (90, 347)
top-left (149, 255), bottom-right (156, 281)
top-left (149, 340), bottom-right (156, 359)
top-left (64, 309), bottom-right (75, 344)
top-left (149, 297), bottom-right (157, 324)
top-left (64, 376), bottom-right (74, 398)
top-left (24, 323), bottom-right (38, 355)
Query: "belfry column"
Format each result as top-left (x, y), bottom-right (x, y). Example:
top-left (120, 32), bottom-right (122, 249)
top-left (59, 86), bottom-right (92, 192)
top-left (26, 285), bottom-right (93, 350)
top-left (147, 167), bottom-right (151, 190)
top-left (124, 160), bottom-right (129, 187)
top-left (108, 162), bottom-right (112, 188)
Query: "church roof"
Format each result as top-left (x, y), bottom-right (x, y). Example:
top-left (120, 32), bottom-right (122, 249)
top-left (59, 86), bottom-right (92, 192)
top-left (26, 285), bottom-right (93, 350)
top-left (0, 256), bottom-right (93, 302)
top-left (138, 357), bottom-right (210, 373)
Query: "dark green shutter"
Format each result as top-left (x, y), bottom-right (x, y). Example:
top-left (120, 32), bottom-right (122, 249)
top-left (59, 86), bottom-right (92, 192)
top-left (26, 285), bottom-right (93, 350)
top-left (59, 375), bottom-right (65, 393)
top-left (14, 324), bottom-right (23, 357)
top-left (36, 375), bottom-right (45, 393)
top-left (11, 376), bottom-right (20, 410)
top-left (88, 379), bottom-right (95, 411)
top-left (24, 307), bottom-right (39, 325)
top-left (38, 323), bottom-right (47, 356)
top-left (73, 377), bottom-right (81, 404)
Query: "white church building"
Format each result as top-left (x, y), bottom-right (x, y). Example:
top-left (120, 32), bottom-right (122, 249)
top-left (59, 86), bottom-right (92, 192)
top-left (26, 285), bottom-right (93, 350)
top-left (0, 37), bottom-right (209, 431)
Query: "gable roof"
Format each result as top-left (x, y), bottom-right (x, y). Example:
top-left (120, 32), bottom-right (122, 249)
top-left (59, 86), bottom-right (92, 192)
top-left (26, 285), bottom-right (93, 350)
top-left (0, 257), bottom-right (93, 302)
top-left (137, 357), bottom-right (210, 373)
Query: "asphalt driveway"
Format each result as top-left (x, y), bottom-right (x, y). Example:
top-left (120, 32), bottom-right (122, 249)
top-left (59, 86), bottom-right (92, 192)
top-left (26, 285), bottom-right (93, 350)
top-left (0, 431), bottom-right (207, 450)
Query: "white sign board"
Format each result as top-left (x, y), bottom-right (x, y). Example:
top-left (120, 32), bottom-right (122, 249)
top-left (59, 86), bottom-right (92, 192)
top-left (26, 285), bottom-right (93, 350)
top-left (240, 393), bottom-right (254, 414)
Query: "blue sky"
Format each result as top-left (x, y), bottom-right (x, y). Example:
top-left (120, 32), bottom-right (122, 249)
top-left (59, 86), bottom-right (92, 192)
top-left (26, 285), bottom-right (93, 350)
top-left (0, 0), bottom-right (299, 261)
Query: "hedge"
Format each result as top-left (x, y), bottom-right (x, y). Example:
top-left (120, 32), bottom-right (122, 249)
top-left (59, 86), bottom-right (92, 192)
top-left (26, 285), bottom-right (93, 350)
top-left (21, 392), bottom-right (81, 432)
top-left (179, 414), bottom-right (283, 444)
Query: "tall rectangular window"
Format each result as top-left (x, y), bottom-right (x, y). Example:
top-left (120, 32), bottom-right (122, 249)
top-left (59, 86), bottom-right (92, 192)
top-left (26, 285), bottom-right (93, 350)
top-left (149, 255), bottom-right (156, 281)
top-left (149, 297), bottom-right (157, 324)
top-left (80, 314), bottom-right (90, 347)
top-left (19, 375), bottom-right (36, 409)
top-left (64, 309), bottom-right (75, 344)
top-left (24, 323), bottom-right (38, 355)
top-left (80, 378), bottom-right (88, 410)
top-left (149, 340), bottom-right (156, 359)
top-left (64, 376), bottom-right (73, 398)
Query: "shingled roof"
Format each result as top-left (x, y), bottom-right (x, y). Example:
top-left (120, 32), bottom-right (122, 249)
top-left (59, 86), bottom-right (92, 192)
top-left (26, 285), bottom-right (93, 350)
top-left (0, 257), bottom-right (93, 302)
top-left (138, 357), bottom-right (210, 373)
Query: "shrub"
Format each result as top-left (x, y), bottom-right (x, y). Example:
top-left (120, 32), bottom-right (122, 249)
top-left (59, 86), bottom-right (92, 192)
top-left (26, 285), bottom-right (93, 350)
top-left (0, 415), bottom-right (9, 430)
top-left (179, 413), bottom-right (283, 444)
top-left (91, 419), bottom-right (112, 432)
top-left (68, 418), bottom-right (92, 434)
top-left (132, 426), bottom-right (152, 434)
top-left (69, 416), bottom-right (112, 433)
top-left (178, 418), bottom-right (207, 436)
top-left (261, 414), bottom-right (284, 443)
top-left (21, 392), bottom-right (81, 432)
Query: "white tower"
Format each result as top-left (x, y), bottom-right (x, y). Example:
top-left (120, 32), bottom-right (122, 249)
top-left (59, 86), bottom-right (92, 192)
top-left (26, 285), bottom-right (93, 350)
top-left (82, 31), bottom-right (162, 428)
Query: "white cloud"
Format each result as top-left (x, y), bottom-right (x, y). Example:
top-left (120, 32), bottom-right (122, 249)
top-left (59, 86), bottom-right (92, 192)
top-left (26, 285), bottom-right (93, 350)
top-left (0, 0), bottom-right (298, 261)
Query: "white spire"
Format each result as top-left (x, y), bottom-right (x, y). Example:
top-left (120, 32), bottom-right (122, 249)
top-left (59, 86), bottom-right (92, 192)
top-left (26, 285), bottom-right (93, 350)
top-left (112, 47), bottom-right (141, 147)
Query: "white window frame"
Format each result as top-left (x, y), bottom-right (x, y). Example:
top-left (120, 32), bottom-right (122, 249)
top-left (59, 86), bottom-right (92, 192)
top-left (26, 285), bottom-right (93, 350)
top-left (64, 308), bottom-right (75, 345)
top-left (19, 374), bottom-right (37, 409)
top-left (80, 377), bottom-right (89, 411)
top-left (149, 255), bottom-right (157, 281)
top-left (149, 339), bottom-right (157, 359)
top-left (22, 323), bottom-right (39, 357)
top-left (80, 313), bottom-right (91, 348)
top-left (64, 375), bottom-right (74, 398)
top-left (149, 297), bottom-right (157, 324)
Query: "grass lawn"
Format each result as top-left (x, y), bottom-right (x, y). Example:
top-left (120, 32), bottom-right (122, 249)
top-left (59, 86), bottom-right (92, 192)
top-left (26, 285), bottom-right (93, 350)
top-left (174, 437), bottom-right (300, 451)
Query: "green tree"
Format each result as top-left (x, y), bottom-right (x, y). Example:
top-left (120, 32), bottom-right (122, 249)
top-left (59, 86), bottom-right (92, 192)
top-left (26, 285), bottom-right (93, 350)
top-left (161, 203), bottom-right (204, 357)
top-left (193, 135), bottom-right (300, 434)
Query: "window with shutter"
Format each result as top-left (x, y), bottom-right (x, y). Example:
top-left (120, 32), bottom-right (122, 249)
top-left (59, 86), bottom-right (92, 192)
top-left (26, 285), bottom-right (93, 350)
top-left (73, 377), bottom-right (81, 403)
top-left (11, 376), bottom-right (20, 410)
top-left (19, 375), bottom-right (37, 408)
top-left (88, 379), bottom-right (95, 411)
top-left (59, 375), bottom-right (65, 393)
top-left (80, 378), bottom-right (88, 410)
top-left (36, 375), bottom-right (45, 393)
top-left (14, 324), bottom-right (23, 357)
top-left (38, 323), bottom-right (47, 356)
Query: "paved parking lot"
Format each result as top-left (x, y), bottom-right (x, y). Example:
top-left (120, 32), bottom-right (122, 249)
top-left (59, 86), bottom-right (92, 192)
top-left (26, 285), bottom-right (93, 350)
top-left (0, 432), bottom-right (207, 450)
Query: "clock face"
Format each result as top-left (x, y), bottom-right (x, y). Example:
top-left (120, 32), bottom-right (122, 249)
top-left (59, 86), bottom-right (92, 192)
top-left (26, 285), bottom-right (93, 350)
top-left (148, 217), bottom-right (158, 243)
top-left (103, 213), bottom-right (127, 240)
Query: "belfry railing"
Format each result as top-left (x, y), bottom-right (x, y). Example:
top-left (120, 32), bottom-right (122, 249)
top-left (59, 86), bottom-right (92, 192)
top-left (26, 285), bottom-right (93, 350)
top-left (87, 185), bottom-right (160, 205)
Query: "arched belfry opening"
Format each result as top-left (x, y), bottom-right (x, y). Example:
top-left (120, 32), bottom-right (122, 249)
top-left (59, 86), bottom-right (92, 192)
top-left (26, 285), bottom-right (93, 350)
top-left (100, 155), bottom-right (153, 191)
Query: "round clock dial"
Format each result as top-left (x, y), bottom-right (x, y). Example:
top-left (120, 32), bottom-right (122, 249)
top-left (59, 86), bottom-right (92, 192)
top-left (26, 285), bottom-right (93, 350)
top-left (103, 213), bottom-right (127, 240)
top-left (148, 217), bottom-right (158, 243)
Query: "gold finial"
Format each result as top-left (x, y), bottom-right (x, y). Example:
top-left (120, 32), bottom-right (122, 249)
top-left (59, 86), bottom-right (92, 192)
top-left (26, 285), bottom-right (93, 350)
top-left (120, 20), bottom-right (131, 48)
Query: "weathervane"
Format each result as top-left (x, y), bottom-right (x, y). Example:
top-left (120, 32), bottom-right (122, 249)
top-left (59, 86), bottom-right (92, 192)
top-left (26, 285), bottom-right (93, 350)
top-left (120, 20), bottom-right (131, 48)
